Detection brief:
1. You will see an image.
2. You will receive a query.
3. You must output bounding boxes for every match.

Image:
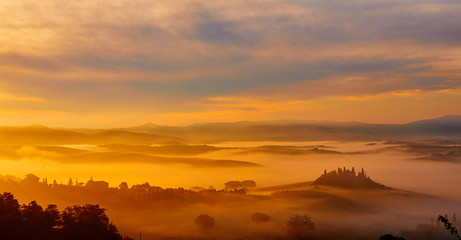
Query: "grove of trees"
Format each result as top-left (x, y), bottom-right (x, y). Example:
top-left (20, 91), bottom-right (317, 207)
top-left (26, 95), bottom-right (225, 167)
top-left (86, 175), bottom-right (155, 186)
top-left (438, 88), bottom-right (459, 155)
top-left (0, 192), bottom-right (131, 240)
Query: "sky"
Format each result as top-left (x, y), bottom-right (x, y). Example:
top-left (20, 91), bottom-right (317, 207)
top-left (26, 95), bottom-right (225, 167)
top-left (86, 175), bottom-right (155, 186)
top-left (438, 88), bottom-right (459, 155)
top-left (0, 0), bottom-right (461, 127)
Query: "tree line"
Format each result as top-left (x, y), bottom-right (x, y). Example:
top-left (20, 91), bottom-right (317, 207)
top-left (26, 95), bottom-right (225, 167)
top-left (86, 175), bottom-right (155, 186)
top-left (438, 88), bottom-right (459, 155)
top-left (0, 192), bottom-right (131, 240)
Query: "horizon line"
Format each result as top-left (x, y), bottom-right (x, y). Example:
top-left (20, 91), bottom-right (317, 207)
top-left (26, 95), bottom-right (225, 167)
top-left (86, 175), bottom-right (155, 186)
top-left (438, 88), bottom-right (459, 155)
top-left (0, 114), bottom-right (460, 129)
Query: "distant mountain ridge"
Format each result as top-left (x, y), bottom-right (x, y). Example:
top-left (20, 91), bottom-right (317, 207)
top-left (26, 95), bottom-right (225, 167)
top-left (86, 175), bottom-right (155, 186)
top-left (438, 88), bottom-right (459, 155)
top-left (405, 115), bottom-right (461, 125)
top-left (0, 115), bottom-right (460, 144)
top-left (132, 115), bottom-right (461, 128)
top-left (404, 115), bottom-right (461, 134)
top-left (120, 115), bottom-right (461, 143)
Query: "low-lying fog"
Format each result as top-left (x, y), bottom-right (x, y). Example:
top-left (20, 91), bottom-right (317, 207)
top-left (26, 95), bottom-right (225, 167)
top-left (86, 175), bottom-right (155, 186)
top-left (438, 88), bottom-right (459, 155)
top-left (1, 141), bottom-right (460, 201)
top-left (2, 140), bottom-right (461, 239)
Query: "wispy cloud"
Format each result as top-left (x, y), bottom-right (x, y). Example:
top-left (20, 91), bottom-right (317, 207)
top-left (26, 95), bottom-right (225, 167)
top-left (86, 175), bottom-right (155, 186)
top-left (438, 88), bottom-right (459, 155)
top-left (0, 0), bottom-right (460, 126)
top-left (0, 92), bottom-right (45, 102)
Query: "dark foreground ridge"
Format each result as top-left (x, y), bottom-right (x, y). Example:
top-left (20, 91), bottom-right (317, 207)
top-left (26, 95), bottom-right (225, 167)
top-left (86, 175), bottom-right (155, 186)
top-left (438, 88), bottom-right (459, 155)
top-left (313, 167), bottom-right (390, 189)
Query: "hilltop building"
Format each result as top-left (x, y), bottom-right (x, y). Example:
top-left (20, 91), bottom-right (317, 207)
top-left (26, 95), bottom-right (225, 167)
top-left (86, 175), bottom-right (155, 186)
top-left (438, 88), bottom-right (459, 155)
top-left (313, 167), bottom-right (389, 189)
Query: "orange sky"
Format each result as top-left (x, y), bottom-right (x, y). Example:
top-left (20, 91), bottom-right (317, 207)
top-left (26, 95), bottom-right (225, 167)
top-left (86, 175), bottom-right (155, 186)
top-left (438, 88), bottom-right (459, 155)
top-left (1, 0), bottom-right (460, 127)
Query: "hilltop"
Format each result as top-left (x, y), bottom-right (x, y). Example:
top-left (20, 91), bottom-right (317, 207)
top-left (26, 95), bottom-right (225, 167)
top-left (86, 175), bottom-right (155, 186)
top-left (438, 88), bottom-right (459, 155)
top-left (313, 167), bottom-right (390, 189)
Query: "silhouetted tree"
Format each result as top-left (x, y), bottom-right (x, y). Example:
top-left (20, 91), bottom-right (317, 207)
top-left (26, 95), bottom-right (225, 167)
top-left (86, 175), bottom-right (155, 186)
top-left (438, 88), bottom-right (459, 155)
top-left (225, 181), bottom-right (242, 189)
top-left (0, 192), bottom-right (129, 240)
top-left (119, 182), bottom-right (128, 190)
top-left (438, 215), bottom-right (461, 240)
top-left (21, 201), bottom-right (60, 240)
top-left (379, 234), bottom-right (405, 240)
top-left (0, 192), bottom-right (21, 239)
top-left (225, 180), bottom-right (256, 189)
top-left (195, 214), bottom-right (214, 230)
top-left (22, 174), bottom-right (40, 186)
top-left (241, 180), bottom-right (256, 188)
top-left (251, 212), bottom-right (269, 223)
top-left (287, 214), bottom-right (315, 239)
top-left (61, 204), bottom-right (123, 240)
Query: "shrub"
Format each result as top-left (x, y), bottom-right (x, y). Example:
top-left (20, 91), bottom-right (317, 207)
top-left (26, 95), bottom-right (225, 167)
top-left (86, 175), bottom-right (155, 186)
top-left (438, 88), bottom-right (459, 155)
top-left (195, 214), bottom-right (214, 230)
top-left (251, 212), bottom-right (269, 223)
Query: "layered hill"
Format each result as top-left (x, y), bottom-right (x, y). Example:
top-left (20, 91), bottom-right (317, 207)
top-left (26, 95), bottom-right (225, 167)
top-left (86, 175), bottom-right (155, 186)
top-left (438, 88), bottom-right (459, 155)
top-left (0, 125), bottom-right (177, 145)
top-left (1, 115), bottom-right (460, 144)
top-left (117, 115), bottom-right (461, 143)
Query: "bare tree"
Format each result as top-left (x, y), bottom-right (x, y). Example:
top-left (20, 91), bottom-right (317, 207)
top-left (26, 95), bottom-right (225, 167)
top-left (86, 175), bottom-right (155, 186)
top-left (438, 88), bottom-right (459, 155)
top-left (287, 214), bottom-right (315, 239)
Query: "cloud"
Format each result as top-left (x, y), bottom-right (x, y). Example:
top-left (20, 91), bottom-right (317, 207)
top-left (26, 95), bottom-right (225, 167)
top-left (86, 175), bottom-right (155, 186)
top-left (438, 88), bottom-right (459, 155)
top-left (0, 0), bottom-right (460, 126)
top-left (0, 92), bottom-right (45, 102)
